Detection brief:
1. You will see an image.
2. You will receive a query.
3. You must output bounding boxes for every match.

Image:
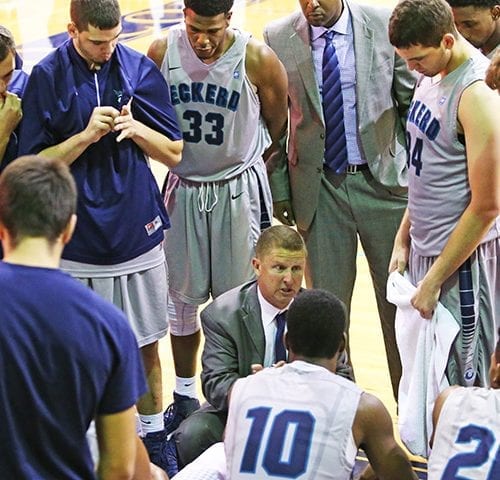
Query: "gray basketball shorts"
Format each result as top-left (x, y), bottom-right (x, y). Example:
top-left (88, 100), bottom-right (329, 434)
top-left (409, 237), bottom-right (499, 387)
top-left (164, 163), bottom-right (273, 304)
top-left (61, 247), bottom-right (169, 348)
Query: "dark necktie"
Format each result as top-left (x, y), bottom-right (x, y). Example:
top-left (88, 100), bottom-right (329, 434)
top-left (274, 311), bottom-right (287, 363)
top-left (322, 30), bottom-right (348, 173)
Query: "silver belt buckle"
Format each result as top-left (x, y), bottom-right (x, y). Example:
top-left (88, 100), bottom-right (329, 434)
top-left (346, 164), bottom-right (357, 174)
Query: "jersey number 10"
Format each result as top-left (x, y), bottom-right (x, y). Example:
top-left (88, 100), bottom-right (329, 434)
top-left (240, 407), bottom-right (315, 478)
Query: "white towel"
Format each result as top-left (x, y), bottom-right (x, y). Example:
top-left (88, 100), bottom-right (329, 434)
top-left (173, 442), bottom-right (227, 480)
top-left (387, 271), bottom-right (459, 458)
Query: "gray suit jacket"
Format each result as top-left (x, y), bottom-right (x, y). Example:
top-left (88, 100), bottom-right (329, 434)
top-left (200, 281), bottom-right (267, 412)
top-left (201, 280), bottom-right (352, 412)
top-left (263, 2), bottom-right (416, 231)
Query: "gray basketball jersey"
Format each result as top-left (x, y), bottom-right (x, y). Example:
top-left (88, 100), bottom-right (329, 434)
top-left (428, 387), bottom-right (500, 479)
top-left (406, 52), bottom-right (499, 257)
top-left (163, 26), bottom-right (271, 181)
top-left (225, 361), bottom-right (361, 480)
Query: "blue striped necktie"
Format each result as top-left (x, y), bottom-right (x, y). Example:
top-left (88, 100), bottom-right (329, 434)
top-left (274, 311), bottom-right (287, 363)
top-left (322, 30), bottom-right (348, 173)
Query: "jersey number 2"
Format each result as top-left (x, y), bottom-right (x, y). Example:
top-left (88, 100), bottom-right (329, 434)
top-left (240, 407), bottom-right (315, 478)
top-left (442, 424), bottom-right (499, 479)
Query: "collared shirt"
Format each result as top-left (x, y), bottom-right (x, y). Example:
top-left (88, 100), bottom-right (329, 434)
top-left (310, 6), bottom-right (366, 166)
top-left (257, 287), bottom-right (291, 367)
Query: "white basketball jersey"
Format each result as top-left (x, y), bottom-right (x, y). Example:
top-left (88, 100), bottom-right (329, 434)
top-left (428, 387), bottom-right (500, 479)
top-left (225, 361), bottom-right (361, 479)
top-left (163, 26), bottom-right (271, 182)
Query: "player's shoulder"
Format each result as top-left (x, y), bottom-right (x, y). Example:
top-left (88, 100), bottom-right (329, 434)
top-left (354, 390), bottom-right (392, 433)
top-left (147, 36), bottom-right (168, 68)
top-left (245, 35), bottom-right (274, 61)
top-left (459, 75), bottom-right (500, 123)
top-left (245, 33), bottom-right (283, 79)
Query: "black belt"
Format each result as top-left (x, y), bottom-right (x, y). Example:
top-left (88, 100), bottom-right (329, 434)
top-left (324, 163), bottom-right (369, 175)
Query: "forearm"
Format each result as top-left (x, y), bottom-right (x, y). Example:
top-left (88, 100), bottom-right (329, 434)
top-left (38, 131), bottom-right (94, 165)
top-left (98, 445), bottom-right (135, 480)
top-left (0, 136), bottom-right (9, 165)
top-left (130, 121), bottom-right (182, 169)
top-left (422, 206), bottom-right (497, 288)
top-left (98, 463), bottom-right (134, 480)
top-left (389, 208), bottom-right (411, 272)
top-left (376, 446), bottom-right (417, 480)
top-left (201, 368), bottom-right (238, 411)
top-left (395, 209), bottom-right (411, 247)
top-left (268, 152), bottom-right (291, 202)
top-left (96, 408), bottom-right (137, 480)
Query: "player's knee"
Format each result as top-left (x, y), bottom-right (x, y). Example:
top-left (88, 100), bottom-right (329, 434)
top-left (175, 413), bottom-right (224, 467)
top-left (167, 295), bottom-right (200, 336)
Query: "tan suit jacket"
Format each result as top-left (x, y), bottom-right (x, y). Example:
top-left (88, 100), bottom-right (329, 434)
top-left (263, 2), bottom-right (416, 231)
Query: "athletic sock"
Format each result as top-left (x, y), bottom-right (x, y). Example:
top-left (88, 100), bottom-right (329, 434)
top-left (139, 412), bottom-right (164, 434)
top-left (175, 376), bottom-right (198, 399)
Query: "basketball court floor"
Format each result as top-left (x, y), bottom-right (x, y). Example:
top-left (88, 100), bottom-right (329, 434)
top-left (1, 0), bottom-right (427, 476)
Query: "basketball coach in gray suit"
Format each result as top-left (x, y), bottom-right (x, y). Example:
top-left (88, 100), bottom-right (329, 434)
top-left (172, 226), bottom-right (352, 469)
top-left (263, 0), bottom-right (416, 399)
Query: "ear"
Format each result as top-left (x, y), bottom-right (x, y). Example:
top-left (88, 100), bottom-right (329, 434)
top-left (492, 359), bottom-right (500, 389)
top-left (61, 214), bottom-right (77, 245)
top-left (226, 11), bottom-right (233, 22)
top-left (284, 331), bottom-right (289, 350)
top-left (338, 332), bottom-right (347, 354)
top-left (442, 33), bottom-right (455, 50)
top-left (0, 222), bottom-right (13, 254)
top-left (251, 257), bottom-right (261, 277)
top-left (491, 5), bottom-right (500, 20)
top-left (67, 22), bottom-right (78, 39)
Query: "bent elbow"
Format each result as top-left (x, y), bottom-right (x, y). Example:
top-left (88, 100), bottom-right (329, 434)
top-left (169, 139), bottom-right (183, 168)
top-left (471, 200), bottom-right (500, 225)
top-left (98, 462), bottom-right (135, 480)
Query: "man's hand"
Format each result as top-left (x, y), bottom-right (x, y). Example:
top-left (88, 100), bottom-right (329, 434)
top-left (273, 200), bottom-right (295, 226)
top-left (0, 92), bottom-right (22, 136)
top-left (411, 277), bottom-right (441, 320)
top-left (114, 97), bottom-right (136, 142)
top-left (83, 106), bottom-right (119, 144)
top-left (388, 240), bottom-right (409, 274)
top-left (251, 363), bottom-right (264, 374)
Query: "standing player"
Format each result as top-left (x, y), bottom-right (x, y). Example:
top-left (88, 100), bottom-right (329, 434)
top-left (147, 0), bottom-right (288, 427)
top-left (388, 0), bottom-right (500, 387)
top-left (428, 329), bottom-right (500, 479)
top-left (446, 0), bottom-right (500, 58)
top-left (0, 24), bottom-right (27, 169)
top-left (174, 289), bottom-right (417, 480)
top-left (18, 0), bottom-right (183, 470)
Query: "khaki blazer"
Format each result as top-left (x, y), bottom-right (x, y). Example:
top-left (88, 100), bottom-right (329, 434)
top-left (263, 2), bottom-right (416, 231)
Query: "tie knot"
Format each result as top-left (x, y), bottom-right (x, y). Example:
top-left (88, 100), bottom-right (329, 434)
top-left (323, 30), bottom-right (335, 42)
top-left (275, 311), bottom-right (287, 326)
